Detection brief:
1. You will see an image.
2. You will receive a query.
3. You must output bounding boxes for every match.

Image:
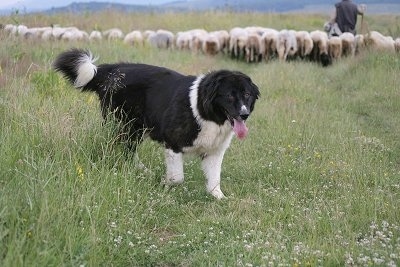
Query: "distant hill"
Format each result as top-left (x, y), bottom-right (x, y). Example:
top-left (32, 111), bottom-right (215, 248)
top-left (46, 2), bottom-right (166, 14)
top-left (52, 0), bottom-right (400, 14)
top-left (3, 0), bottom-right (400, 15)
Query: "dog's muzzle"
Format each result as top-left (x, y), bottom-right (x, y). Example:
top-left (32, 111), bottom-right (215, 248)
top-left (239, 105), bottom-right (249, 121)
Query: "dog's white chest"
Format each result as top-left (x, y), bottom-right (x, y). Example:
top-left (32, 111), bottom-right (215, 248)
top-left (183, 120), bottom-right (234, 155)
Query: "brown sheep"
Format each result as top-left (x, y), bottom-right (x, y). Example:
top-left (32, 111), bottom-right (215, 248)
top-left (310, 30), bottom-right (332, 66)
top-left (328, 36), bottom-right (342, 60)
top-left (395, 38), bottom-right (400, 53)
top-left (245, 33), bottom-right (263, 63)
top-left (295, 30), bottom-right (314, 59)
top-left (261, 28), bottom-right (279, 62)
top-left (340, 32), bottom-right (356, 57)
top-left (202, 33), bottom-right (221, 56)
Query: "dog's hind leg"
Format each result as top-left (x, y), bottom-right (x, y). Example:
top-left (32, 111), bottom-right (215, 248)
top-left (163, 149), bottom-right (184, 185)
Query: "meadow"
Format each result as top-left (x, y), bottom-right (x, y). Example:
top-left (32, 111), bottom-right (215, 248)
top-left (1, 11), bottom-right (400, 266)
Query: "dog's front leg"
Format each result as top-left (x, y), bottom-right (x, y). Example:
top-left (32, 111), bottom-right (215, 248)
top-left (202, 152), bottom-right (225, 199)
top-left (164, 149), bottom-right (184, 185)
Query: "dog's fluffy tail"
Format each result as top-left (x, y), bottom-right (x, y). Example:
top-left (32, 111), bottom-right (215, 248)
top-left (53, 48), bottom-right (97, 90)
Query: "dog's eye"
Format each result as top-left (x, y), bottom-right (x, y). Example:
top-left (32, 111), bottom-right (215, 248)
top-left (226, 94), bottom-right (234, 101)
top-left (244, 92), bottom-right (250, 99)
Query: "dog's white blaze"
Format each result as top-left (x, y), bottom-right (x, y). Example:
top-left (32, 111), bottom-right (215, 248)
top-left (241, 105), bottom-right (248, 113)
top-left (74, 52), bottom-right (97, 88)
top-left (164, 149), bottom-right (184, 184)
top-left (188, 74), bottom-right (204, 123)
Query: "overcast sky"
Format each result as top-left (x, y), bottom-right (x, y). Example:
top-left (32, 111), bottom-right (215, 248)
top-left (0, 0), bottom-right (174, 10)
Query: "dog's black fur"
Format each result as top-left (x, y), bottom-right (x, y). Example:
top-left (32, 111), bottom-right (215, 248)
top-left (53, 48), bottom-right (259, 198)
top-left (53, 49), bottom-right (259, 153)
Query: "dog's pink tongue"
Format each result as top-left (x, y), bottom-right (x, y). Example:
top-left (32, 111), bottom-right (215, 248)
top-left (233, 119), bottom-right (248, 140)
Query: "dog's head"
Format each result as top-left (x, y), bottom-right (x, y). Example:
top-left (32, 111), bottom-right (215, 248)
top-left (320, 52), bottom-right (332, 67)
top-left (198, 70), bottom-right (260, 139)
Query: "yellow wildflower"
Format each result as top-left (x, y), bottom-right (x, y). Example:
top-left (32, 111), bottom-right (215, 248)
top-left (76, 163), bottom-right (84, 181)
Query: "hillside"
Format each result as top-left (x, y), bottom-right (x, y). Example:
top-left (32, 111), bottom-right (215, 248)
top-left (46, 2), bottom-right (166, 14)
top-left (160, 0), bottom-right (400, 12)
top-left (2, 0), bottom-right (400, 15)
top-left (53, 0), bottom-right (400, 13)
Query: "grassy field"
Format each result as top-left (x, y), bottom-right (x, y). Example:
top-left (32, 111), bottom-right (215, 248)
top-left (1, 11), bottom-right (400, 266)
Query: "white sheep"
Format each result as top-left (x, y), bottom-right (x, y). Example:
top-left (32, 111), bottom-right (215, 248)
top-left (41, 28), bottom-right (54, 41)
top-left (209, 30), bottom-right (230, 53)
top-left (89, 30), bottom-right (102, 42)
top-left (52, 26), bottom-right (67, 39)
top-left (3, 24), bottom-right (17, 35)
top-left (20, 27), bottom-right (51, 40)
top-left (244, 26), bottom-right (266, 36)
top-left (364, 31), bottom-right (395, 53)
top-left (51, 26), bottom-right (80, 40)
top-left (147, 29), bottom-right (174, 49)
top-left (229, 27), bottom-right (248, 60)
top-left (103, 28), bottom-right (124, 40)
top-left (143, 30), bottom-right (155, 40)
top-left (189, 29), bottom-right (208, 53)
top-left (16, 24), bottom-right (28, 37)
top-left (60, 29), bottom-right (88, 42)
top-left (175, 31), bottom-right (193, 50)
top-left (277, 29), bottom-right (298, 61)
top-left (20, 27), bottom-right (38, 39)
top-left (123, 30), bottom-right (144, 46)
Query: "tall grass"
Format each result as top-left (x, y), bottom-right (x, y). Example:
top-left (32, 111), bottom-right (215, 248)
top-left (1, 11), bottom-right (400, 266)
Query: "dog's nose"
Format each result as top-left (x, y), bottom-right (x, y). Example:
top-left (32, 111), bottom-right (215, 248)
top-left (240, 112), bottom-right (249, 121)
top-left (240, 114), bottom-right (249, 121)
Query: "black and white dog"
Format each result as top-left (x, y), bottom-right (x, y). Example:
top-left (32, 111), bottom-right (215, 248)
top-left (53, 48), bottom-right (259, 199)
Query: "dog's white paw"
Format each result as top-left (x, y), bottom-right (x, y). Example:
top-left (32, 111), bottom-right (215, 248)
top-left (136, 161), bottom-right (152, 174)
top-left (162, 175), bottom-right (184, 186)
top-left (209, 188), bottom-right (226, 200)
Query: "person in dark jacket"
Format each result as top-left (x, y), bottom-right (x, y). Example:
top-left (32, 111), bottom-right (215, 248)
top-left (330, 0), bottom-right (366, 35)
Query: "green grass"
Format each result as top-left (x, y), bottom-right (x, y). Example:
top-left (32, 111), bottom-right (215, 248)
top-left (1, 11), bottom-right (400, 266)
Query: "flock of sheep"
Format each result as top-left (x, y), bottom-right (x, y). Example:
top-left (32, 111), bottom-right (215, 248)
top-left (3, 23), bottom-right (400, 66)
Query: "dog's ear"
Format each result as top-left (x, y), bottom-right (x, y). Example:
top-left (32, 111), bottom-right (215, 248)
top-left (245, 76), bottom-right (260, 100)
top-left (199, 72), bottom-right (220, 112)
top-left (240, 75), bottom-right (260, 112)
top-left (254, 84), bottom-right (260, 99)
